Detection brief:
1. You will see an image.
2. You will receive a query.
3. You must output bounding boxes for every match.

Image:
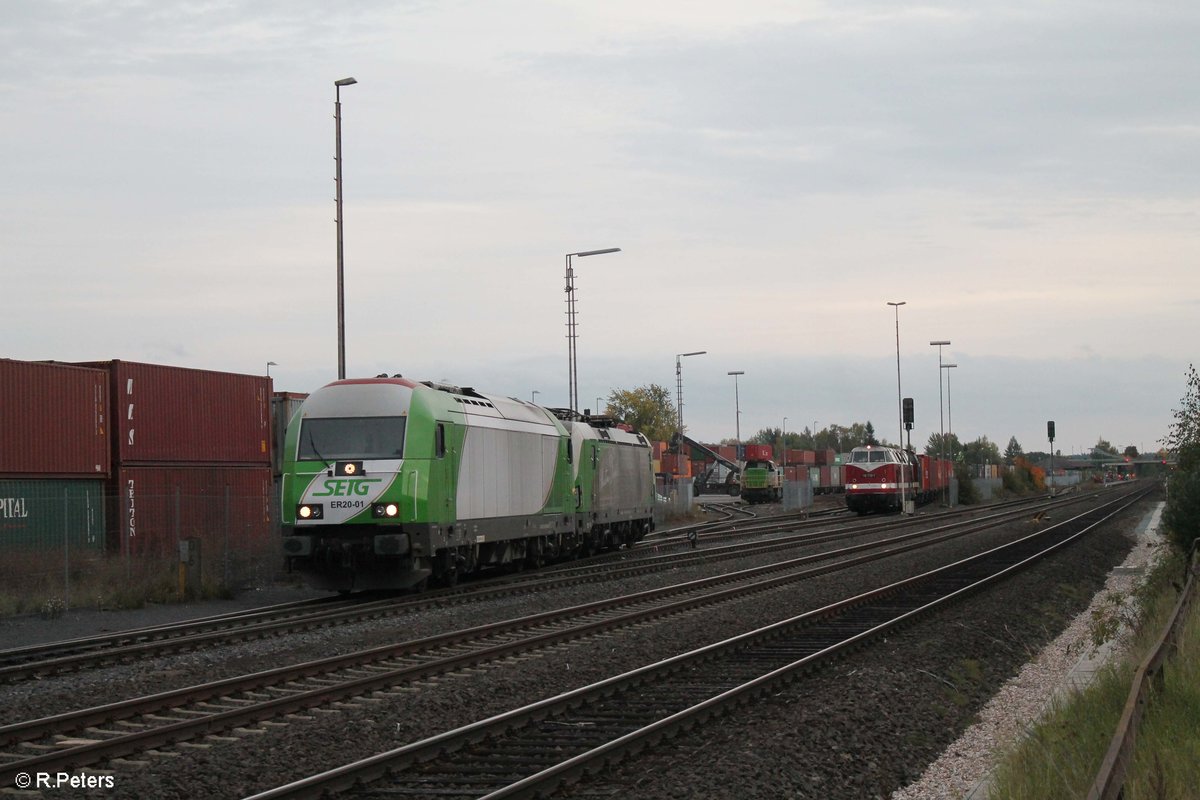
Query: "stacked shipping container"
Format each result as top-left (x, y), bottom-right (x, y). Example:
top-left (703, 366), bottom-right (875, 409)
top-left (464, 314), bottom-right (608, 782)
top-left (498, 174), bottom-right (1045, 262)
top-left (744, 444), bottom-right (774, 462)
top-left (80, 361), bottom-right (274, 562)
top-left (0, 360), bottom-right (110, 554)
top-left (786, 450), bottom-right (816, 465)
top-left (271, 392), bottom-right (308, 478)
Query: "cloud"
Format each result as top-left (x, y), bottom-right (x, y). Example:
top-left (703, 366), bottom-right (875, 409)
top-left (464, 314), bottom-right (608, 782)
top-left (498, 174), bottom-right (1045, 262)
top-left (3, 0), bottom-right (1197, 458)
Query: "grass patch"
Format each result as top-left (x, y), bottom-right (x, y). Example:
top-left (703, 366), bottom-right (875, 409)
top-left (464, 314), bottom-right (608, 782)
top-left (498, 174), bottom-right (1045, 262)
top-left (986, 548), bottom-right (1197, 799)
top-left (1122, 585), bottom-right (1200, 798)
top-left (0, 544), bottom-right (272, 617)
top-left (987, 665), bottom-right (1132, 799)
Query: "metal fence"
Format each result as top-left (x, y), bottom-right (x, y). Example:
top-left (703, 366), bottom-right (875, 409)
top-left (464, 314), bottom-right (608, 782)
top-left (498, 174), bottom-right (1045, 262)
top-left (1086, 539), bottom-right (1200, 799)
top-left (782, 477), bottom-right (812, 511)
top-left (1, 486), bottom-right (283, 611)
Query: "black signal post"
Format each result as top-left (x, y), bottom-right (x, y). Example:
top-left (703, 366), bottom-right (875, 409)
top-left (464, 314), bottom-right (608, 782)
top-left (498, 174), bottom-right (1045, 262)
top-left (1048, 420), bottom-right (1056, 496)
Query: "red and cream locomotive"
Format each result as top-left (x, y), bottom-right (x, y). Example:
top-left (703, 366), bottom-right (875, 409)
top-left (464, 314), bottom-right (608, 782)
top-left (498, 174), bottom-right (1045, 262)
top-left (844, 445), bottom-right (952, 514)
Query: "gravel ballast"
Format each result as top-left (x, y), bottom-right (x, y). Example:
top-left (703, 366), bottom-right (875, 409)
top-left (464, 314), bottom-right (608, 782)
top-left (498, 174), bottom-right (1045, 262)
top-left (2, 489), bottom-right (1155, 800)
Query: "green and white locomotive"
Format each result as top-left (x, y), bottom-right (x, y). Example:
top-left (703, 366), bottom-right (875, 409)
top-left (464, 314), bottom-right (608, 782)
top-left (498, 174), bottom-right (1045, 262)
top-left (280, 376), bottom-right (655, 592)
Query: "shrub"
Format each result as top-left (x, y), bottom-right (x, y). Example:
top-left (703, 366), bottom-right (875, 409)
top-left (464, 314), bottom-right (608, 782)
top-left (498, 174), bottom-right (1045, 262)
top-left (955, 462), bottom-right (981, 504)
top-left (1163, 466), bottom-right (1200, 554)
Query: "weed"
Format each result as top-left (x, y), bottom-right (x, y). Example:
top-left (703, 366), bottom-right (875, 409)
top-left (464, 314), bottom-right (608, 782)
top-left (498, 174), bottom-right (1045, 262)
top-left (1088, 591), bottom-right (1136, 650)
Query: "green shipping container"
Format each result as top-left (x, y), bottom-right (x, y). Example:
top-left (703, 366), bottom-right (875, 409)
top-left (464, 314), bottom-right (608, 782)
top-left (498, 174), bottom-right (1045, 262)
top-left (0, 479), bottom-right (106, 552)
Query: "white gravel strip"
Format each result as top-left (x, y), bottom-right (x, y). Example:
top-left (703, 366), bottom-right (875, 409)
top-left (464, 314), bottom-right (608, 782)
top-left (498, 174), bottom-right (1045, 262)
top-left (890, 502), bottom-right (1166, 800)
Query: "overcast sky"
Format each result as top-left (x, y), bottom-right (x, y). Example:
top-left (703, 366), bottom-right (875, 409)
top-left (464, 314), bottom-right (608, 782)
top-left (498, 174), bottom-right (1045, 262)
top-left (4, 1), bottom-right (1197, 455)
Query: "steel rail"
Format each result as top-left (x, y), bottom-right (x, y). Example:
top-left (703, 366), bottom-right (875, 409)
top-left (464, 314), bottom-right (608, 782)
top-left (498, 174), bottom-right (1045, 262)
top-left (242, 487), bottom-right (1151, 800)
top-left (0, 490), bottom-right (1132, 783)
top-left (0, 595), bottom-right (345, 667)
top-left (0, 490), bottom-right (1108, 684)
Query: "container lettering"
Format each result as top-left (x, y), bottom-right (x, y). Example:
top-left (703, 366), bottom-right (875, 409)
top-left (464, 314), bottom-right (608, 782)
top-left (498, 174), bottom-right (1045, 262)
top-left (0, 497), bottom-right (29, 518)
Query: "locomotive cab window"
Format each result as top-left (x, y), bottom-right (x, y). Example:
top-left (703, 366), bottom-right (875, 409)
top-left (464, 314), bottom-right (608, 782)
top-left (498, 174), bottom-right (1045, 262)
top-left (298, 416), bottom-right (406, 461)
top-left (869, 450), bottom-right (887, 463)
top-left (435, 424), bottom-right (446, 458)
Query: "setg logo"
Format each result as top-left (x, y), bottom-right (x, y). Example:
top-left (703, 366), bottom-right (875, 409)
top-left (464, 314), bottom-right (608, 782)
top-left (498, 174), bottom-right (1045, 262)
top-left (312, 478), bottom-right (384, 497)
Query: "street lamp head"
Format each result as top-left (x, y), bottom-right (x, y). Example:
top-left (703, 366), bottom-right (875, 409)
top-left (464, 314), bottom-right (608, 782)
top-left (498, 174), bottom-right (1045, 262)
top-left (727, 370), bottom-right (744, 376)
top-left (943, 363), bottom-right (958, 369)
top-left (678, 351), bottom-right (706, 358)
top-left (929, 340), bottom-right (951, 346)
top-left (887, 301), bottom-right (906, 307)
top-left (335, 77), bottom-right (358, 87)
top-left (568, 247), bottom-right (621, 257)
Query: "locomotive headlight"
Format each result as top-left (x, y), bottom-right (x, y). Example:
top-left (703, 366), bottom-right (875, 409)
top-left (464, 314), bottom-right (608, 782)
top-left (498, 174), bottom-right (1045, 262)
top-left (372, 502), bottom-right (400, 518)
top-left (297, 503), bottom-right (324, 520)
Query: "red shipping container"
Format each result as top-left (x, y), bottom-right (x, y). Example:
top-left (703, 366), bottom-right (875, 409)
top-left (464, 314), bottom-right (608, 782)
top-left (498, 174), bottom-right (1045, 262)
top-left (787, 449), bottom-right (816, 465)
top-left (917, 454), bottom-right (933, 490)
top-left (82, 361), bottom-right (271, 465)
top-left (717, 446), bottom-right (737, 461)
top-left (0, 359), bottom-right (110, 477)
top-left (819, 465), bottom-right (832, 488)
top-left (744, 444), bottom-right (774, 462)
top-left (652, 441), bottom-right (668, 459)
top-left (815, 448), bottom-right (837, 466)
top-left (660, 455), bottom-right (691, 477)
top-left (271, 392), bottom-right (308, 476)
top-left (108, 464), bottom-right (273, 559)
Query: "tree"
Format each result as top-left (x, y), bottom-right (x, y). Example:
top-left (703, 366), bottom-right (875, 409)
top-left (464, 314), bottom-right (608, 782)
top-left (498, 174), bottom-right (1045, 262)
top-left (1094, 438), bottom-right (1118, 457)
top-left (954, 462), bottom-right (981, 504)
top-left (963, 436), bottom-right (1002, 467)
top-left (1004, 436), bottom-right (1023, 465)
top-left (1163, 364), bottom-right (1200, 552)
top-left (1164, 364), bottom-right (1200, 471)
top-left (864, 421), bottom-right (878, 446)
top-left (925, 432), bottom-right (962, 459)
top-left (606, 384), bottom-right (675, 443)
top-left (1123, 445), bottom-right (1139, 459)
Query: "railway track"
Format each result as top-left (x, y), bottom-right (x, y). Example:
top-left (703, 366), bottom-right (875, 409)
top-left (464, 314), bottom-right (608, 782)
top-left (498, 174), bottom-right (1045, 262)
top-left (243, 484), bottom-right (1153, 800)
top-left (0, 595), bottom-right (346, 671)
top-left (0, 486), bottom-right (1140, 786)
top-left (0, 491), bottom-right (1103, 683)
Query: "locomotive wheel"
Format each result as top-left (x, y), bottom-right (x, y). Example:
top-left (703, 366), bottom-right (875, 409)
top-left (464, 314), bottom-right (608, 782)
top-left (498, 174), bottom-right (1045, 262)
top-left (438, 549), bottom-right (459, 588)
top-left (525, 539), bottom-right (545, 569)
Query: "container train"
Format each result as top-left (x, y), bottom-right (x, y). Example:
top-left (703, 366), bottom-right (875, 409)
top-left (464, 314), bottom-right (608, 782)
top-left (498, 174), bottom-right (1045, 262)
top-left (843, 444), bottom-right (953, 514)
top-left (279, 376), bottom-right (656, 592)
